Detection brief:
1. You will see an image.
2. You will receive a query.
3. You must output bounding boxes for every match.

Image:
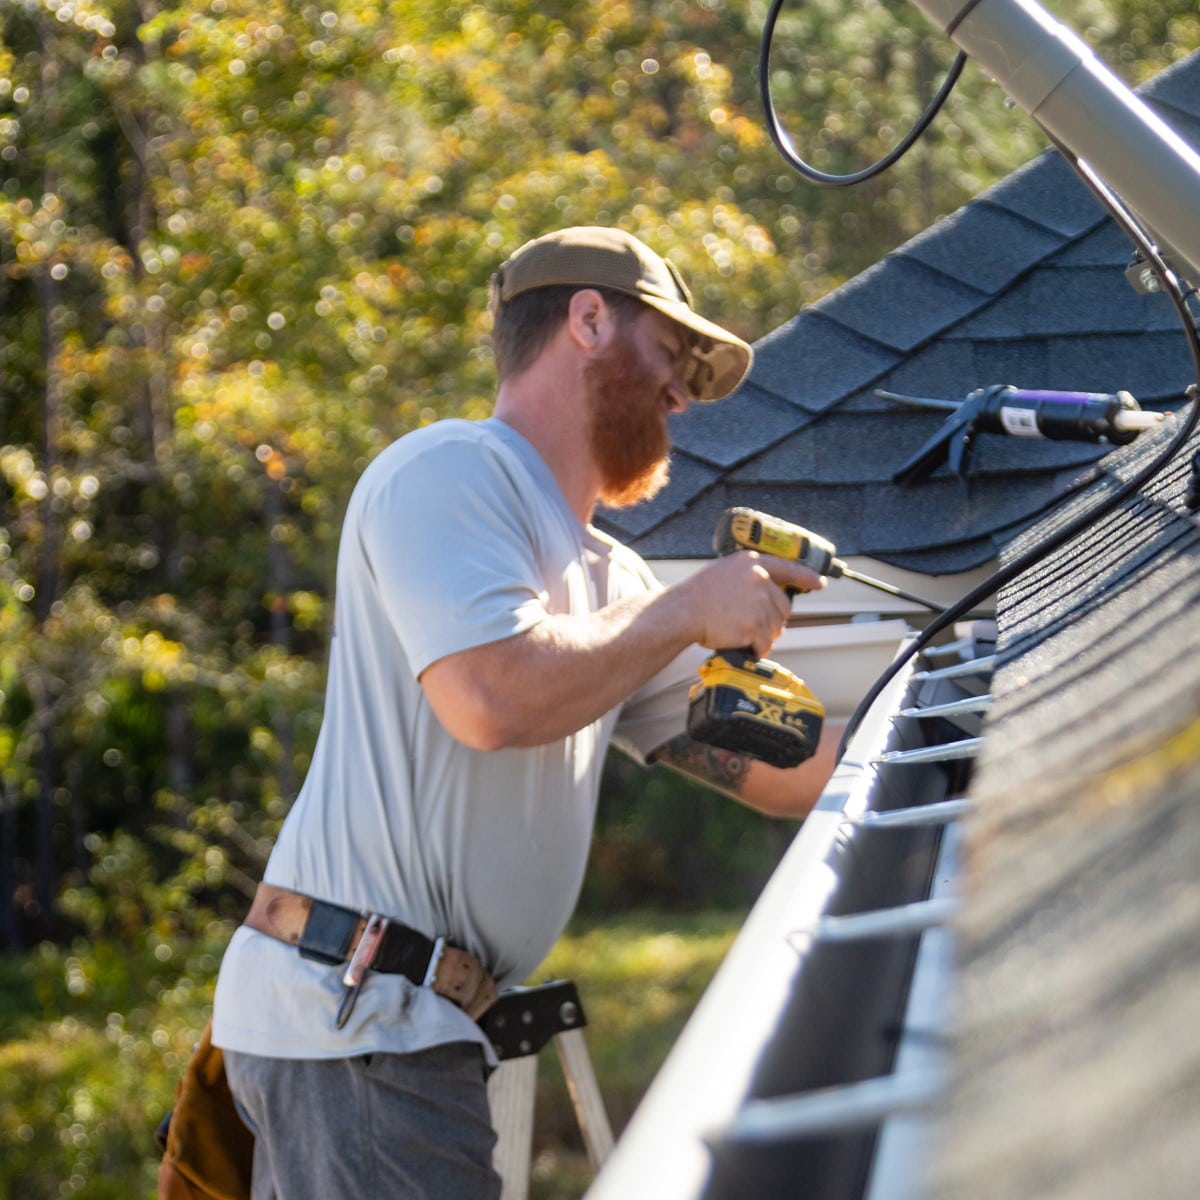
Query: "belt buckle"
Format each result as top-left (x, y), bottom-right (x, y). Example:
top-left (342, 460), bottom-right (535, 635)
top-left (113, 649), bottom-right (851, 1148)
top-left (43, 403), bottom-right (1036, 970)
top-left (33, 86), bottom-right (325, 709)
top-left (421, 936), bottom-right (447, 989)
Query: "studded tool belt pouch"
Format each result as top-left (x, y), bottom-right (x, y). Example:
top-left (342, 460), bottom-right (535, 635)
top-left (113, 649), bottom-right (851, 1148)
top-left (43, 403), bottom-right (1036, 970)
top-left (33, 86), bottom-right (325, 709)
top-left (157, 1018), bottom-right (253, 1200)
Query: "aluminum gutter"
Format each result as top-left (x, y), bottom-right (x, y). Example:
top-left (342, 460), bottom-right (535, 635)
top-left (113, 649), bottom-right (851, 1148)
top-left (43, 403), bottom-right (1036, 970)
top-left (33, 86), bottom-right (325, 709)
top-left (586, 635), bottom-right (980, 1200)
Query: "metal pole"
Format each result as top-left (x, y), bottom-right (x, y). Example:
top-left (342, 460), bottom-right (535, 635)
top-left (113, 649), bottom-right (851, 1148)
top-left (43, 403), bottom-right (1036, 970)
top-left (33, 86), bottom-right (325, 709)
top-left (906, 0), bottom-right (1200, 278)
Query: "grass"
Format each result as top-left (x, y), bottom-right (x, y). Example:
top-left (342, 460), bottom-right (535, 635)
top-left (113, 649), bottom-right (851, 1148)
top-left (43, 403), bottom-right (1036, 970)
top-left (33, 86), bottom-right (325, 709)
top-left (0, 910), bottom-right (743, 1200)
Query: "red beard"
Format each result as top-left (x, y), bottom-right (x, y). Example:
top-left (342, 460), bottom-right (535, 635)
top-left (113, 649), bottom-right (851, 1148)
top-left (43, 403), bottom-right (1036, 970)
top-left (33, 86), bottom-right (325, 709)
top-left (584, 334), bottom-right (672, 509)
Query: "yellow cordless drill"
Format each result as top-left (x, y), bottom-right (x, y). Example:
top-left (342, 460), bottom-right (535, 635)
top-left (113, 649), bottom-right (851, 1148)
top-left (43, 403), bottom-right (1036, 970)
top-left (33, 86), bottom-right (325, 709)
top-left (685, 509), bottom-right (828, 768)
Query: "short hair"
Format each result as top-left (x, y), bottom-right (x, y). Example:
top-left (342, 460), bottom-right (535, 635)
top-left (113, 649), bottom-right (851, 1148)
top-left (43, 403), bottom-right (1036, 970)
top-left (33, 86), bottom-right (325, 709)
top-left (490, 284), bottom-right (646, 381)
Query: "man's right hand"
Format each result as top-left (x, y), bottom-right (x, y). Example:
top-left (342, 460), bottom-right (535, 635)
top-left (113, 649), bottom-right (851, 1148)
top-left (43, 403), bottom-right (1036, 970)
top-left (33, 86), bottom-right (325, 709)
top-left (674, 550), bottom-right (825, 661)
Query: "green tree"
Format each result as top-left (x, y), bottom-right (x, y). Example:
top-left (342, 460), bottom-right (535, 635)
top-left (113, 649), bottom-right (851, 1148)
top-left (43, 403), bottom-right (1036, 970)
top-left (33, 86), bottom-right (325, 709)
top-left (1, 0), bottom-right (1196, 950)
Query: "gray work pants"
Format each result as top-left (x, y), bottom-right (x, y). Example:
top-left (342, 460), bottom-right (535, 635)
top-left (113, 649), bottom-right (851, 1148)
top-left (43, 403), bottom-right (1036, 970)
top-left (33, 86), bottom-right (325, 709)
top-left (224, 1042), bottom-right (502, 1199)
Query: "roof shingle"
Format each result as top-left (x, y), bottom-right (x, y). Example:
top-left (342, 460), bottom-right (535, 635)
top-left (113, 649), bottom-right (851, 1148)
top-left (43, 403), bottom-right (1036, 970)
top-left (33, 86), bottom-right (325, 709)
top-left (595, 50), bottom-right (1200, 575)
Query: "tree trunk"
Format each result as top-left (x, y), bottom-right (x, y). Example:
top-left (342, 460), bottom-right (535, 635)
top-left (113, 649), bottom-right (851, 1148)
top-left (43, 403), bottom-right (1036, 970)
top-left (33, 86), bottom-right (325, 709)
top-left (31, 24), bottom-right (64, 938)
top-left (1, 780), bottom-right (19, 951)
top-left (267, 480), bottom-right (298, 803)
top-left (127, 8), bottom-right (195, 819)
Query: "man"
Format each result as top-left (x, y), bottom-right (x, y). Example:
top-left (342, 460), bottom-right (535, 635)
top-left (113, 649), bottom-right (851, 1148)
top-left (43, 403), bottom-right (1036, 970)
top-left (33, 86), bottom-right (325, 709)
top-left (211, 227), bottom-right (832, 1198)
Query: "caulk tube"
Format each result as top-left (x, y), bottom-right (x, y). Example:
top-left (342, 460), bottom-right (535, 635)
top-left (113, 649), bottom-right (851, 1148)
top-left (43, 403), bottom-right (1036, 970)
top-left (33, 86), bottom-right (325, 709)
top-left (975, 386), bottom-right (1163, 444)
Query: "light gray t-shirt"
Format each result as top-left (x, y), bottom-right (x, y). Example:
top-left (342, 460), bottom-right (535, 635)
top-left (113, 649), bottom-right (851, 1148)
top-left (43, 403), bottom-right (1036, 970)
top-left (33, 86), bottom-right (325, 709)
top-left (212, 418), bottom-right (679, 1061)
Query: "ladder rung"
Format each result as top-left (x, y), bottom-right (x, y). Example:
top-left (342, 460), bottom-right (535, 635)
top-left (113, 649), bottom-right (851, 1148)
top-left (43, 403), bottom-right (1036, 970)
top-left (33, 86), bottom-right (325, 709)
top-left (718, 1070), bottom-right (948, 1142)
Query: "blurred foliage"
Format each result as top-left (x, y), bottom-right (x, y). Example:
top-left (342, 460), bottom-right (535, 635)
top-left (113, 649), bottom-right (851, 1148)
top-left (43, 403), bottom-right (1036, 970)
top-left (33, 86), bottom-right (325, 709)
top-left (0, 907), bottom-right (736, 1200)
top-left (0, 914), bottom-right (228, 1199)
top-left (0, 0), bottom-right (1196, 1189)
top-left (583, 748), bottom-right (799, 912)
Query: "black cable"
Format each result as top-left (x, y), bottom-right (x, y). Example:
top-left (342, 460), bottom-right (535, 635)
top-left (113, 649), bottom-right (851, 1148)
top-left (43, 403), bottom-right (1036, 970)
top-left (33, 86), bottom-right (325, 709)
top-left (944, 0), bottom-right (988, 39)
top-left (835, 140), bottom-right (1200, 760)
top-left (759, 0), bottom-right (968, 188)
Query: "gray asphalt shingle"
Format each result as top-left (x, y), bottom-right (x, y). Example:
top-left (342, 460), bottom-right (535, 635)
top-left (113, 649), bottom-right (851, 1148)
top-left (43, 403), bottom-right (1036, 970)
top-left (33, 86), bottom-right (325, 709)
top-left (977, 153), bottom-right (1103, 237)
top-left (810, 257), bottom-right (989, 353)
top-left (749, 312), bottom-right (901, 411)
top-left (896, 202), bottom-right (1066, 292)
top-left (929, 413), bottom-right (1200, 1200)
top-left (666, 383), bottom-right (817, 468)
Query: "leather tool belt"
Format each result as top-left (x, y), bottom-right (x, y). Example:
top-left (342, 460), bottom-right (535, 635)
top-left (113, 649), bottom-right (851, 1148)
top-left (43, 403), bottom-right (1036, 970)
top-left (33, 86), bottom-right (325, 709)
top-left (244, 882), bottom-right (499, 1026)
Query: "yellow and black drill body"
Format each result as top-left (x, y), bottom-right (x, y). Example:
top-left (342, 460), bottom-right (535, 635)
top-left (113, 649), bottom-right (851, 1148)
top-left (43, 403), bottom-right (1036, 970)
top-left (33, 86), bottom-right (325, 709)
top-left (686, 508), bottom-right (830, 769)
top-left (712, 507), bottom-right (844, 579)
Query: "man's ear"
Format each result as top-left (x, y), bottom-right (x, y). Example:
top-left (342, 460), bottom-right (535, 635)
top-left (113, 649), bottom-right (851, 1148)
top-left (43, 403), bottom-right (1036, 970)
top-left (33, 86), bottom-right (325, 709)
top-left (565, 288), bottom-right (617, 351)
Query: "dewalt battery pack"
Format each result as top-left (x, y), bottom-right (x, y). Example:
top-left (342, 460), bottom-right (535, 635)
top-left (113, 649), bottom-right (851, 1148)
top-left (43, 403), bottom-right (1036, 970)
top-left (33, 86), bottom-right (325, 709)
top-left (687, 651), bottom-right (825, 769)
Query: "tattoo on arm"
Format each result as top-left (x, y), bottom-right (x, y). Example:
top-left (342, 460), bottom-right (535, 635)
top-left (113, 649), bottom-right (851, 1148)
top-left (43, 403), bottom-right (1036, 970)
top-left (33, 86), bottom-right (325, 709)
top-left (649, 733), bottom-right (752, 798)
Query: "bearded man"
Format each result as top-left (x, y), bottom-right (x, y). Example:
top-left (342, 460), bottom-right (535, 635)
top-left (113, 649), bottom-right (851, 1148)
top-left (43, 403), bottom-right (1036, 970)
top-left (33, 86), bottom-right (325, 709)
top-left (209, 227), bottom-right (831, 1198)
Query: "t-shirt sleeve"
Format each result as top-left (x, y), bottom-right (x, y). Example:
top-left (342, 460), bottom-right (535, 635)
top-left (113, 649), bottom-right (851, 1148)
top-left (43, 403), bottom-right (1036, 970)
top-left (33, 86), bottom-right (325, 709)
top-left (354, 431), bottom-right (549, 676)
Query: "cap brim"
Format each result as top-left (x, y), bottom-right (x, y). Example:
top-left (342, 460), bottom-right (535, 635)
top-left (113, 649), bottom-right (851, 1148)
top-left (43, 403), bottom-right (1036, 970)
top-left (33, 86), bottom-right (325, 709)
top-left (637, 295), bottom-right (754, 402)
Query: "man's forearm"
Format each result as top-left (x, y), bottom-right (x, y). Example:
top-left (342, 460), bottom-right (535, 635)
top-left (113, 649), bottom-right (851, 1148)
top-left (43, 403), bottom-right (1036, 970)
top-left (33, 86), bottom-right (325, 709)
top-left (651, 721), bottom-right (844, 818)
top-left (419, 590), bottom-right (699, 751)
top-left (649, 734), bottom-right (754, 797)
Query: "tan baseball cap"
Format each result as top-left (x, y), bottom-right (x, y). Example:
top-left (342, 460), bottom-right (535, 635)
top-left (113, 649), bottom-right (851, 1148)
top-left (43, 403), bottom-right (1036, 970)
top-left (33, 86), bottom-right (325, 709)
top-left (490, 227), bottom-right (753, 402)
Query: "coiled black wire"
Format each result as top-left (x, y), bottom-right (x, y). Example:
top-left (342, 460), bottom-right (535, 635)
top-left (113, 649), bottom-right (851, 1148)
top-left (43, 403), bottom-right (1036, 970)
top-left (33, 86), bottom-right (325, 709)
top-left (759, 0), bottom-right (968, 187)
